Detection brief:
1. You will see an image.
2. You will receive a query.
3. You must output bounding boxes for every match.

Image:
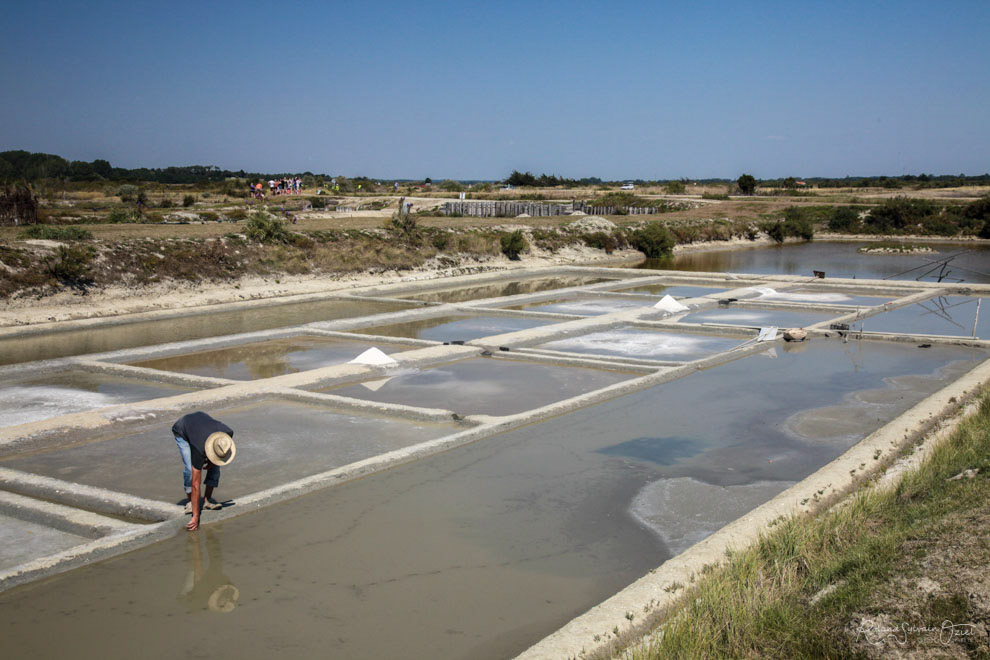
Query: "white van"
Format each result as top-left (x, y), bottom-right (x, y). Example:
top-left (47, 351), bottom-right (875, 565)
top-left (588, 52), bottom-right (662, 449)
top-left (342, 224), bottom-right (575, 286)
top-left (620, 183), bottom-right (635, 190)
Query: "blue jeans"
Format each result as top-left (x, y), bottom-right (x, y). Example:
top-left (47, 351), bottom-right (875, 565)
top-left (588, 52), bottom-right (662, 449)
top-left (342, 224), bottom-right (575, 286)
top-left (175, 435), bottom-right (220, 495)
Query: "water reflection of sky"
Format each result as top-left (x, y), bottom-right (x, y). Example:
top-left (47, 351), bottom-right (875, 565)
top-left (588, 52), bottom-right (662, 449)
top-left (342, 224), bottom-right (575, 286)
top-left (638, 242), bottom-right (990, 284)
top-left (864, 296), bottom-right (989, 337)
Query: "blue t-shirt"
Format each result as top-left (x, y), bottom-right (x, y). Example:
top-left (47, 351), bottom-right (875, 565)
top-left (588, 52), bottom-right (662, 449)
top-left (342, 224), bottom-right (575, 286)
top-left (172, 412), bottom-right (234, 469)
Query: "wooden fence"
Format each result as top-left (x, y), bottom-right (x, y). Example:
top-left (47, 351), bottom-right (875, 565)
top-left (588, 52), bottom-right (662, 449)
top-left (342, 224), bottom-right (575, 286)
top-left (441, 201), bottom-right (660, 218)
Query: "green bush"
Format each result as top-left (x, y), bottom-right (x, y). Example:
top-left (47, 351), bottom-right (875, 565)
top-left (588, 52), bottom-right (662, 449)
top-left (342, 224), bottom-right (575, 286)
top-left (199, 211), bottom-right (219, 222)
top-left (117, 184), bottom-right (138, 202)
top-left (309, 196), bottom-right (327, 209)
top-left (106, 208), bottom-right (140, 223)
top-left (663, 181), bottom-right (686, 194)
top-left (500, 230), bottom-right (528, 260)
top-left (225, 208), bottom-right (248, 221)
top-left (159, 198), bottom-right (174, 208)
top-left (135, 190), bottom-right (148, 206)
top-left (245, 211), bottom-right (288, 244)
top-left (182, 194), bottom-right (196, 207)
top-left (582, 231), bottom-right (619, 253)
top-left (630, 222), bottom-right (675, 258)
top-left (782, 208), bottom-right (815, 240)
top-left (865, 197), bottom-right (940, 233)
top-left (19, 225), bottom-right (92, 240)
top-left (386, 210), bottom-right (418, 237)
top-left (980, 220), bottom-right (990, 239)
top-left (764, 221), bottom-right (786, 243)
top-left (44, 245), bottom-right (93, 289)
top-left (828, 206), bottom-right (861, 232)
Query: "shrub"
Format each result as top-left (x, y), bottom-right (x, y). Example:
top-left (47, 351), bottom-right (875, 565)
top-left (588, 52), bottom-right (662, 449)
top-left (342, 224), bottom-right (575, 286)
top-left (439, 180), bottom-right (464, 192)
top-left (500, 230), bottom-right (528, 260)
top-left (159, 198), bottom-right (174, 208)
top-left (764, 221), bottom-right (786, 243)
top-left (19, 225), bottom-right (92, 240)
top-left (430, 232), bottom-right (449, 250)
top-left (225, 208), bottom-right (248, 221)
top-left (135, 190), bottom-right (148, 206)
top-left (702, 192), bottom-right (730, 200)
top-left (663, 181), bottom-right (686, 194)
top-left (182, 194), bottom-right (196, 207)
top-left (828, 206), bottom-right (860, 232)
top-left (386, 210), bottom-right (418, 237)
top-left (737, 173), bottom-right (757, 195)
top-left (980, 220), bottom-right (990, 239)
top-left (964, 195), bottom-right (990, 222)
top-left (309, 196), bottom-right (326, 209)
top-left (44, 245), bottom-right (93, 289)
top-left (245, 211), bottom-right (288, 244)
top-left (582, 231), bottom-right (619, 253)
top-left (630, 222), bottom-right (675, 258)
top-left (199, 211), bottom-right (219, 222)
top-left (864, 197), bottom-right (940, 233)
top-left (106, 208), bottom-right (139, 223)
top-left (782, 207), bottom-right (814, 240)
top-left (117, 184), bottom-right (138, 202)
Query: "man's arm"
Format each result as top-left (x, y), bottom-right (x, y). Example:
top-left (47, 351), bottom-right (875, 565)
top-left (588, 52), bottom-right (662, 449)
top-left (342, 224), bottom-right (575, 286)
top-left (187, 468), bottom-right (201, 531)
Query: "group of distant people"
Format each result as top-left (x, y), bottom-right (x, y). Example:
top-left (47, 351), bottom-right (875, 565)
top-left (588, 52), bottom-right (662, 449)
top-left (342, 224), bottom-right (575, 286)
top-left (249, 177), bottom-right (303, 199)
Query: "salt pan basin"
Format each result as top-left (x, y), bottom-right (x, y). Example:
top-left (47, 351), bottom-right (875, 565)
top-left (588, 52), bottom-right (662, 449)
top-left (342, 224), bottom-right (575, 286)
top-left (0, 299), bottom-right (415, 367)
top-left (0, 371), bottom-right (192, 429)
top-left (672, 307), bottom-right (840, 328)
top-left (0, 511), bottom-right (92, 571)
top-left (505, 294), bottom-right (659, 316)
top-left (0, 339), bottom-right (981, 660)
top-left (130, 336), bottom-right (418, 381)
top-left (537, 326), bottom-right (748, 361)
top-left (864, 295), bottom-right (989, 338)
top-left (351, 314), bottom-right (557, 342)
top-left (400, 275), bottom-right (614, 303)
top-left (1, 400), bottom-right (459, 502)
top-left (753, 287), bottom-right (894, 307)
top-left (324, 357), bottom-right (634, 416)
top-left (609, 283), bottom-right (729, 297)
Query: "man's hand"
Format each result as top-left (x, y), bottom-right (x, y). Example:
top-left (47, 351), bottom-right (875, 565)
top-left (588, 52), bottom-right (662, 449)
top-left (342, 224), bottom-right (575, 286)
top-left (187, 467), bottom-right (201, 531)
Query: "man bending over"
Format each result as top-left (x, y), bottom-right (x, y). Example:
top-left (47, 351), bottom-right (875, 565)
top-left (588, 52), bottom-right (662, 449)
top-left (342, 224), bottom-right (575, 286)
top-left (172, 411), bottom-right (237, 531)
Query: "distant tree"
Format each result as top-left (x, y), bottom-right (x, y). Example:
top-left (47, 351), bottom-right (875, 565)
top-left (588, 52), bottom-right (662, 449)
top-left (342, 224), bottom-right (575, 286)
top-left (506, 170), bottom-right (537, 187)
top-left (737, 174), bottom-right (757, 195)
top-left (424, 177), bottom-right (432, 184)
top-left (782, 176), bottom-right (797, 189)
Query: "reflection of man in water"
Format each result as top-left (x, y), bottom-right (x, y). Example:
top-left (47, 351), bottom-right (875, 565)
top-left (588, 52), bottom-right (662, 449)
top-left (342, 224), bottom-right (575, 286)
top-left (178, 529), bottom-right (239, 613)
top-left (172, 411), bottom-right (236, 531)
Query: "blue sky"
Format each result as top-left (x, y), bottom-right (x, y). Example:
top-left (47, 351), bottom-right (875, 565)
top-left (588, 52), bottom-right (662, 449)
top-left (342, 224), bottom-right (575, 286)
top-left (1, 0), bottom-right (987, 180)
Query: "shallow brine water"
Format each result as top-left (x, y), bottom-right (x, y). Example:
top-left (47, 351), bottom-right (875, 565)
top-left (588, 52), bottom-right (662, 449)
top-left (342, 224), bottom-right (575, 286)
top-left (0, 299), bottom-right (414, 367)
top-left (350, 314), bottom-right (557, 342)
top-left (537, 326), bottom-right (749, 361)
top-left (0, 339), bottom-right (983, 660)
top-left (749, 286), bottom-right (896, 307)
top-left (863, 295), bottom-right (989, 338)
top-left (398, 275), bottom-right (615, 303)
top-left (0, 371), bottom-right (193, 429)
top-left (607, 283), bottom-right (731, 298)
top-left (670, 307), bottom-right (842, 328)
top-left (130, 336), bottom-right (420, 381)
top-left (505, 294), bottom-right (661, 316)
top-left (637, 241), bottom-right (990, 283)
top-left (1, 400), bottom-right (458, 502)
top-left (324, 357), bottom-right (634, 416)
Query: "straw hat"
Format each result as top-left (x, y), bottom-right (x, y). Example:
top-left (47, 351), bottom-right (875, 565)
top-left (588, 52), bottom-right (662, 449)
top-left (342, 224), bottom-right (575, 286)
top-left (208, 584), bottom-right (240, 613)
top-left (205, 432), bottom-right (236, 466)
